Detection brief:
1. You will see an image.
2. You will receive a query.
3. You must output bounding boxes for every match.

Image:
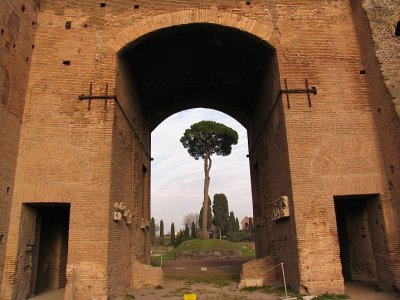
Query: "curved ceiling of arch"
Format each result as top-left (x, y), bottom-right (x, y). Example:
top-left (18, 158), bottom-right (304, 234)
top-left (120, 23), bottom-right (277, 131)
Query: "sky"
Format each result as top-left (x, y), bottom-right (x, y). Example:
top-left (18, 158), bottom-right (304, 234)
top-left (151, 108), bottom-right (253, 232)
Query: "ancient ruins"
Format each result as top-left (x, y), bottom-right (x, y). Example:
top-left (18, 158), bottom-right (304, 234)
top-left (0, 0), bottom-right (399, 298)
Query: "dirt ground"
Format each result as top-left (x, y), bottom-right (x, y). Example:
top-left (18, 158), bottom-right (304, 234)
top-left (29, 258), bottom-right (400, 299)
top-left (120, 258), bottom-right (400, 300)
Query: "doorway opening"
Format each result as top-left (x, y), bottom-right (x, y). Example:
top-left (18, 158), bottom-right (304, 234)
top-left (334, 195), bottom-right (378, 283)
top-left (29, 204), bottom-right (70, 296)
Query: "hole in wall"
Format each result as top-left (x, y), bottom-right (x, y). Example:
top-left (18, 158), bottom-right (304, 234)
top-left (246, 1), bottom-right (251, 5)
top-left (390, 165), bottom-right (394, 173)
top-left (0, 28), bottom-right (4, 35)
top-left (13, 44), bottom-right (16, 49)
top-left (26, 56), bottom-right (29, 62)
top-left (360, 70), bottom-right (366, 74)
top-left (388, 180), bottom-right (393, 190)
top-left (377, 108), bottom-right (381, 113)
top-left (6, 187), bottom-right (10, 195)
top-left (395, 21), bottom-right (400, 37)
top-left (0, 235), bottom-right (4, 243)
top-left (100, 2), bottom-right (106, 7)
top-left (32, 44), bottom-right (34, 49)
top-left (134, 4), bottom-right (140, 9)
top-left (65, 21), bottom-right (71, 29)
top-left (21, 4), bottom-right (26, 13)
top-left (63, 60), bottom-right (71, 65)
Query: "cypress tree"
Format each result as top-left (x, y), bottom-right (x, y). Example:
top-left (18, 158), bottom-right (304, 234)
top-left (170, 223), bottom-right (175, 245)
top-left (150, 217), bottom-right (156, 238)
top-left (248, 217), bottom-right (254, 240)
top-left (184, 223), bottom-right (190, 237)
top-left (160, 220), bottom-right (164, 237)
top-left (191, 222), bottom-right (196, 238)
top-left (212, 193), bottom-right (229, 238)
top-left (228, 211), bottom-right (235, 233)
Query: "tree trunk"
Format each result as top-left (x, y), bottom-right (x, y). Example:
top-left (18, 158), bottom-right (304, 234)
top-left (202, 152), bottom-right (211, 239)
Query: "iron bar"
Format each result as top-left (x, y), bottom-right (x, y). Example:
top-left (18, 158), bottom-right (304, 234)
top-left (88, 83), bottom-right (92, 110)
top-left (104, 83), bottom-right (109, 109)
top-left (78, 94), bottom-right (116, 100)
top-left (280, 78), bottom-right (317, 108)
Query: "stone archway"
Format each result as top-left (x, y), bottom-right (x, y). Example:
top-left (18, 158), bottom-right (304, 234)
top-left (107, 8), bottom-right (297, 295)
top-left (108, 9), bottom-right (275, 54)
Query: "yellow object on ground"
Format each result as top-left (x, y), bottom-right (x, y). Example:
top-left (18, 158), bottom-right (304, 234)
top-left (183, 294), bottom-right (196, 300)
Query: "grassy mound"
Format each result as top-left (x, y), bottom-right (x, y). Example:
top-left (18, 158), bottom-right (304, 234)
top-left (172, 239), bottom-right (255, 257)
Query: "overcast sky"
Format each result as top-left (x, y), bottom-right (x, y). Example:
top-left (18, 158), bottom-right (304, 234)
top-left (151, 108), bottom-right (253, 232)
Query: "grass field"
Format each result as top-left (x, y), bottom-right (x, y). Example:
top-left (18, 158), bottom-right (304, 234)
top-left (151, 239), bottom-right (255, 266)
top-left (172, 239), bottom-right (255, 256)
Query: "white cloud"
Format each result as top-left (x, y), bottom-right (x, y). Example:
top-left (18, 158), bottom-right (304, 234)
top-left (151, 108), bottom-right (253, 230)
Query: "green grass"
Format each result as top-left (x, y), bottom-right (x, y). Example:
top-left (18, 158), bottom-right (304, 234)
top-left (167, 274), bottom-right (240, 287)
top-left (151, 252), bottom-right (176, 267)
top-left (171, 239), bottom-right (255, 257)
top-left (151, 239), bottom-right (254, 266)
top-left (314, 293), bottom-right (349, 300)
top-left (241, 285), bottom-right (301, 299)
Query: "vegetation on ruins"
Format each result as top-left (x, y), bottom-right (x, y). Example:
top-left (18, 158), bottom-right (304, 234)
top-left (180, 120), bottom-right (238, 239)
top-left (170, 239), bottom-right (255, 257)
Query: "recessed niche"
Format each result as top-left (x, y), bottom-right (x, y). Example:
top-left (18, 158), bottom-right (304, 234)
top-left (63, 60), bottom-right (71, 65)
top-left (65, 21), bottom-right (71, 29)
top-left (100, 2), bottom-right (106, 7)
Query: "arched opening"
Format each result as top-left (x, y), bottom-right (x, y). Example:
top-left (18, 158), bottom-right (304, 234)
top-left (151, 108), bottom-right (252, 236)
top-left (150, 108), bottom-right (254, 277)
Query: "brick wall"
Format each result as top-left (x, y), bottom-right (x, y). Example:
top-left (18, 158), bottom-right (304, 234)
top-left (0, 0), bottom-right (399, 298)
top-left (0, 0), bottom-right (39, 291)
top-left (351, 0), bottom-right (400, 291)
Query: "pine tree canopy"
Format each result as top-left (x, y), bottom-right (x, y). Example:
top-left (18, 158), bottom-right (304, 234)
top-left (180, 120), bottom-right (238, 160)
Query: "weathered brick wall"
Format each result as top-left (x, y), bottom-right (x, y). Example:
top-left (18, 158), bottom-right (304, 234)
top-left (131, 260), bottom-right (164, 289)
top-left (240, 256), bottom-right (276, 287)
top-left (351, 0), bottom-right (400, 290)
top-left (360, 0), bottom-right (400, 115)
top-left (0, 0), bottom-right (399, 298)
top-left (1, 0), bottom-right (115, 297)
top-left (0, 0), bottom-right (39, 290)
top-left (274, 0), bottom-right (393, 293)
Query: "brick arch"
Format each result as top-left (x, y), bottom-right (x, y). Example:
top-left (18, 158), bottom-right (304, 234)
top-left (107, 8), bottom-right (274, 54)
